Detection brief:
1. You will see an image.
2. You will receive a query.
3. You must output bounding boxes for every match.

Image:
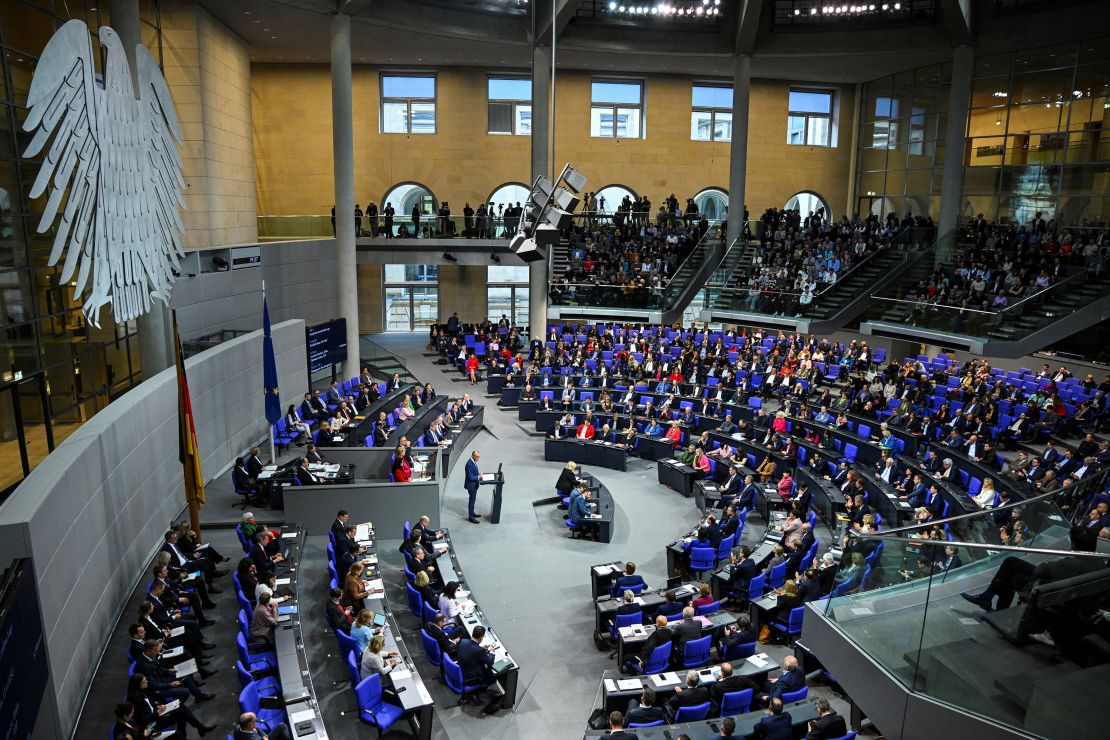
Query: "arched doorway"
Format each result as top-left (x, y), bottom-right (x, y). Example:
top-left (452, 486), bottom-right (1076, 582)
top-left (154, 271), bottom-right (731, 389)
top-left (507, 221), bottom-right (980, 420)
top-left (785, 191), bottom-right (831, 221)
top-left (594, 184), bottom-right (637, 214)
top-left (484, 182), bottom-right (530, 238)
top-left (693, 187), bottom-right (728, 221)
top-left (382, 182), bottom-right (437, 237)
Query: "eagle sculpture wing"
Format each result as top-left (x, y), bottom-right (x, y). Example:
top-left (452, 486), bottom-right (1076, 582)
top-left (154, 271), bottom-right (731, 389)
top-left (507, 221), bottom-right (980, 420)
top-left (22, 19), bottom-right (103, 320)
top-left (23, 20), bottom-right (186, 327)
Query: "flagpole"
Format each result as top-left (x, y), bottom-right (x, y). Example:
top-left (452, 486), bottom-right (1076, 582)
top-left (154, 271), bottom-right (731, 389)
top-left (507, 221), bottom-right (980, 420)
top-left (264, 280), bottom-right (278, 466)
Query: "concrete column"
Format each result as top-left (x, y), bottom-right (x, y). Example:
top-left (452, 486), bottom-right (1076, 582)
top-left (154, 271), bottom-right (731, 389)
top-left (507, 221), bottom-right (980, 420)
top-left (937, 45), bottom-right (974, 261)
top-left (331, 13), bottom-right (360, 374)
top-left (726, 53), bottom-right (752, 246)
top-left (528, 43), bottom-right (551, 339)
top-left (109, 0), bottom-right (170, 376)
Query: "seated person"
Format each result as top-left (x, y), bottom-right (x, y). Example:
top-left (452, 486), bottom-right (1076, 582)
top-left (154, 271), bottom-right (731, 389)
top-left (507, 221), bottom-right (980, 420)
top-left (759, 656), bottom-right (805, 706)
top-left (567, 484), bottom-right (598, 539)
top-left (609, 561), bottom-right (647, 598)
top-left (666, 670), bottom-right (711, 721)
top-left (624, 685), bottom-right (666, 726)
top-left (690, 582), bottom-right (716, 611)
top-left (424, 612), bottom-right (460, 658)
top-left (752, 698), bottom-right (792, 740)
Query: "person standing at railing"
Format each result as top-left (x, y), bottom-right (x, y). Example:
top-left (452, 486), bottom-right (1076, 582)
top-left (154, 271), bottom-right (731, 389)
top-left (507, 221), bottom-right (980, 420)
top-left (383, 202), bottom-right (394, 238)
top-left (411, 203), bottom-right (422, 238)
top-left (366, 201), bottom-right (378, 238)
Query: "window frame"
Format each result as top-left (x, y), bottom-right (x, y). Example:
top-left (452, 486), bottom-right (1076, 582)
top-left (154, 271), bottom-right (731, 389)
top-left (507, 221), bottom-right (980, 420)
top-left (787, 87), bottom-right (835, 147)
top-left (487, 75), bottom-right (532, 136)
top-left (380, 72), bottom-right (438, 135)
top-left (691, 82), bottom-right (733, 142)
top-left (590, 78), bottom-right (645, 140)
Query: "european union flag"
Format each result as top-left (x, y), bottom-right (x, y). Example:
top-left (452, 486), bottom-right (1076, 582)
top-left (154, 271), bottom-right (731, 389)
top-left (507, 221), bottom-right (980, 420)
top-left (262, 297), bottom-right (281, 425)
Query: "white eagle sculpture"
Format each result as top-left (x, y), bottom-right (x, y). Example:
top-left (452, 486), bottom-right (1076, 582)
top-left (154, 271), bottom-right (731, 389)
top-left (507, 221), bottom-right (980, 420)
top-left (23, 19), bottom-right (185, 327)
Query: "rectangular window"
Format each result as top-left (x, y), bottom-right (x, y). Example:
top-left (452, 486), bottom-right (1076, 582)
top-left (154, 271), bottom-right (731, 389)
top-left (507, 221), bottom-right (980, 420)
top-left (591, 80), bottom-right (644, 139)
top-left (787, 88), bottom-right (833, 146)
top-left (691, 83), bottom-right (733, 142)
top-left (488, 76), bottom-right (532, 135)
top-left (381, 74), bottom-right (436, 134)
top-left (872, 96), bottom-right (899, 149)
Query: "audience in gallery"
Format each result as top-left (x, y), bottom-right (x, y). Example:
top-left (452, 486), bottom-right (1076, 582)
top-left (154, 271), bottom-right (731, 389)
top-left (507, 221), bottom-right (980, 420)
top-left (904, 215), bottom-right (1110, 317)
top-left (736, 208), bottom-right (923, 315)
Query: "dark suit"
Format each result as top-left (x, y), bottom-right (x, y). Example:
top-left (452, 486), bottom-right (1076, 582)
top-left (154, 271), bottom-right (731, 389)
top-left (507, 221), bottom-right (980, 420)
top-left (330, 518), bottom-right (347, 544)
top-left (295, 466), bottom-right (317, 485)
top-left (457, 638), bottom-right (494, 686)
top-left (769, 666), bottom-right (806, 699)
top-left (672, 618), bottom-right (702, 655)
top-left (728, 557), bottom-right (758, 592)
top-left (666, 684), bottom-right (711, 717)
top-left (625, 701), bottom-right (666, 725)
top-left (464, 458), bottom-right (481, 520)
top-left (250, 542), bottom-right (275, 577)
top-left (752, 712), bottom-right (794, 740)
top-left (424, 621), bottom-right (458, 657)
top-left (610, 574), bottom-right (647, 598)
top-left (708, 673), bottom-right (758, 708)
top-left (637, 626), bottom-right (673, 664)
top-left (807, 711), bottom-right (848, 739)
top-left (326, 599), bottom-right (351, 633)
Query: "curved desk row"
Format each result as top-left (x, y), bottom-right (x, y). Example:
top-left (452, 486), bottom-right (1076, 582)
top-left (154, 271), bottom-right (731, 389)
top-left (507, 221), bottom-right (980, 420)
top-left (545, 438), bottom-right (628, 472)
top-left (597, 658), bottom-right (779, 715)
top-left (348, 521), bottom-right (436, 738)
top-left (578, 472), bottom-right (617, 543)
top-left (582, 699), bottom-right (820, 739)
top-left (434, 406), bottom-right (485, 477)
top-left (270, 528), bottom-right (328, 738)
top-left (427, 530), bottom-right (521, 708)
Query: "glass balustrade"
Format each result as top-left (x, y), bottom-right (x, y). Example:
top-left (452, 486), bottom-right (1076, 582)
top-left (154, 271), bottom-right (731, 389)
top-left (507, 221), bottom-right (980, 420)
top-left (821, 470), bottom-right (1110, 738)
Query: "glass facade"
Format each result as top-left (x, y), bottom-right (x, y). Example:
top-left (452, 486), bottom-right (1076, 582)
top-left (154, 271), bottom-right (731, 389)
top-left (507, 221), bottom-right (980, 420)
top-left (384, 265), bottom-right (438, 331)
top-left (855, 62), bottom-right (949, 220)
top-left (0, 0), bottom-right (156, 499)
top-left (965, 43), bottom-right (1109, 228)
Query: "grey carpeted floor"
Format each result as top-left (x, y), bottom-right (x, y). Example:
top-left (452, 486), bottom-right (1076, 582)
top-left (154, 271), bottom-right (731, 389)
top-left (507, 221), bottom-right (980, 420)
top-left (75, 332), bottom-right (858, 740)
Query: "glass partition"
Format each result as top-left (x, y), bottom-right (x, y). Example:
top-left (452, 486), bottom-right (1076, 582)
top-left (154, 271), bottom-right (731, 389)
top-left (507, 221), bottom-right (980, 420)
top-left (822, 471), bottom-right (1110, 738)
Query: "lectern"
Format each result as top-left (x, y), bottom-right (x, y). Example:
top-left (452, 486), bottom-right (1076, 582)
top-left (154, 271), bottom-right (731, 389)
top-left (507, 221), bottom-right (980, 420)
top-left (480, 463), bottom-right (505, 524)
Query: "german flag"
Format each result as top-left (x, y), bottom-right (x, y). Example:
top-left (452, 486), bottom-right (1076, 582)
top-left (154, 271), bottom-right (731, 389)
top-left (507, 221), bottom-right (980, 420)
top-left (173, 311), bottom-right (206, 529)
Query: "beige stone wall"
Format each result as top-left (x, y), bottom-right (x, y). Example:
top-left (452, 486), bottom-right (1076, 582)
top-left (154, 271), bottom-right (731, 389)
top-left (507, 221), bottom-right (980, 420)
top-left (162, 2), bottom-right (257, 248)
top-left (251, 64), bottom-right (856, 220)
top-left (436, 265), bottom-right (489, 324)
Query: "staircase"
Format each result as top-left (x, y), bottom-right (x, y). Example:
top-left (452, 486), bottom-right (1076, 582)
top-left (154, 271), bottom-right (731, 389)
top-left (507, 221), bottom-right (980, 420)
top-left (805, 248), bottom-right (910, 322)
top-left (550, 243), bottom-right (571, 279)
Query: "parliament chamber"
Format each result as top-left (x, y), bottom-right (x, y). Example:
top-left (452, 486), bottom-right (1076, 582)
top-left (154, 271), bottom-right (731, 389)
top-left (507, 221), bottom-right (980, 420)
top-left (0, 2), bottom-right (1107, 740)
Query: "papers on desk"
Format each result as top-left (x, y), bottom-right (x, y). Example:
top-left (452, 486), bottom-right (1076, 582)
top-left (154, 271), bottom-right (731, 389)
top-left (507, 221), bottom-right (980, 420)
top-left (309, 463), bottom-right (341, 473)
top-left (158, 699), bottom-right (180, 715)
top-left (169, 626), bottom-right (184, 638)
top-left (434, 541), bottom-right (449, 553)
top-left (617, 679), bottom-right (641, 691)
top-left (618, 625), bottom-right (647, 639)
top-left (746, 653), bottom-right (772, 669)
top-left (632, 597), bottom-right (646, 606)
top-left (694, 615), bottom-right (713, 628)
top-left (281, 532), bottom-right (297, 540)
top-left (288, 708), bottom-right (317, 728)
top-left (162, 646), bottom-right (184, 659)
top-left (275, 577), bottom-right (292, 586)
top-left (604, 679), bottom-right (619, 693)
top-left (594, 563), bottom-right (621, 576)
top-left (650, 671), bottom-right (681, 688)
top-left (362, 554), bottom-right (379, 566)
top-left (390, 667), bottom-right (412, 681)
top-left (588, 514), bottom-right (603, 520)
top-left (458, 600), bottom-right (477, 611)
top-left (257, 465), bottom-right (279, 480)
top-left (153, 730), bottom-right (176, 740)
top-left (480, 473), bottom-right (497, 482)
top-left (366, 579), bottom-right (385, 599)
top-left (174, 658), bottom-right (198, 677)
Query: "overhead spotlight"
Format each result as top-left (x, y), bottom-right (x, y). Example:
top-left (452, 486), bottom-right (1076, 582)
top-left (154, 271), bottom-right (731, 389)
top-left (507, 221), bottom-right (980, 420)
top-left (442, 252), bottom-right (457, 263)
top-left (894, 2), bottom-right (901, 8)
top-left (609, 1), bottom-right (616, 8)
top-left (810, 7), bottom-right (817, 13)
top-left (794, 8), bottom-right (800, 14)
